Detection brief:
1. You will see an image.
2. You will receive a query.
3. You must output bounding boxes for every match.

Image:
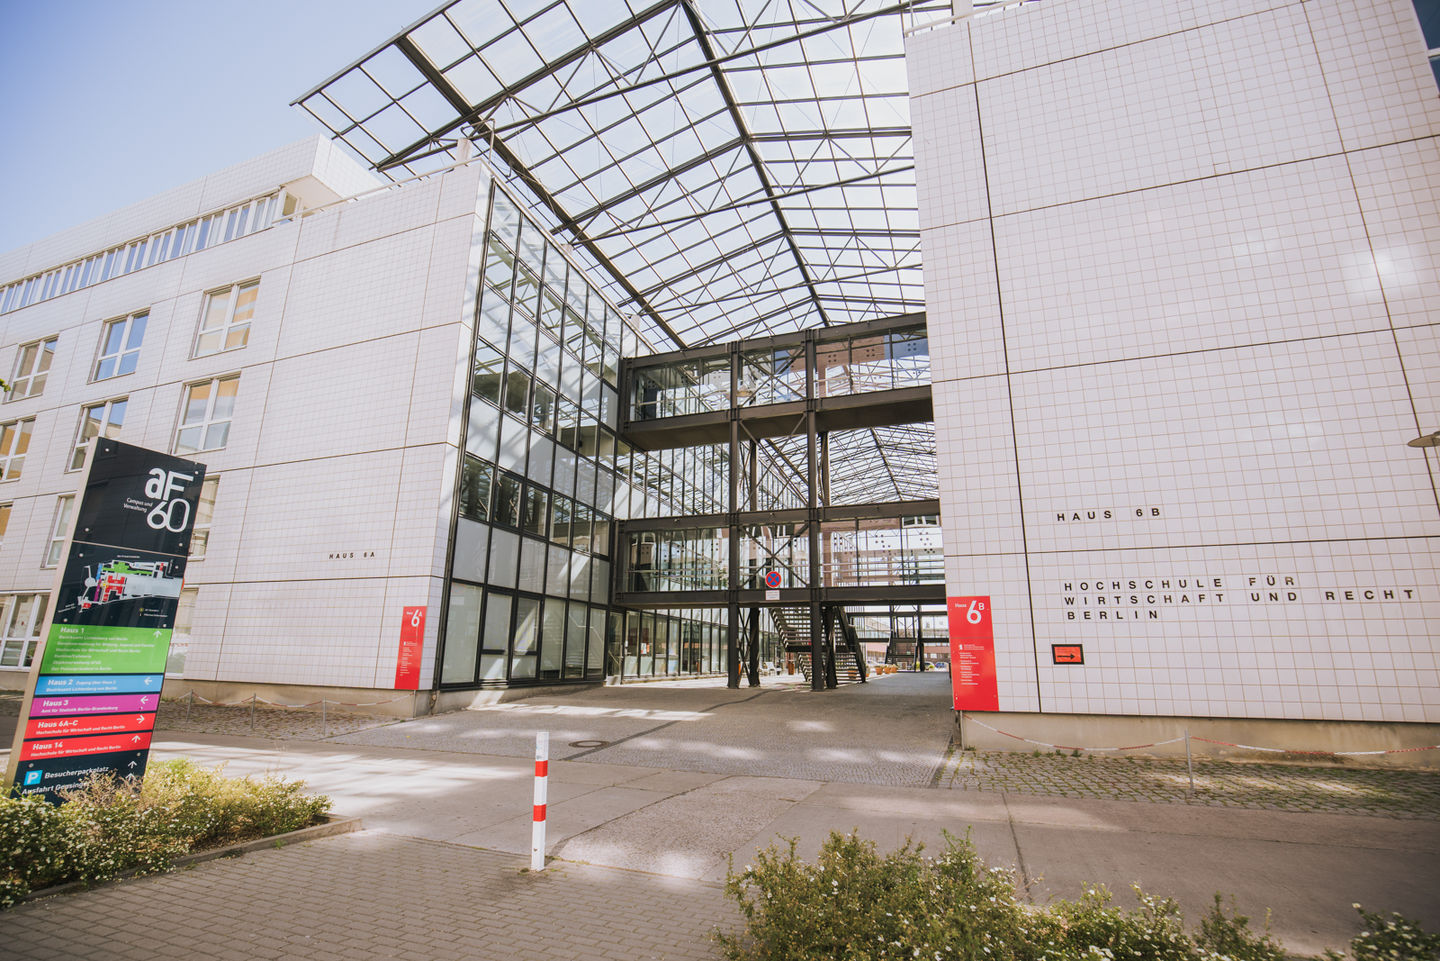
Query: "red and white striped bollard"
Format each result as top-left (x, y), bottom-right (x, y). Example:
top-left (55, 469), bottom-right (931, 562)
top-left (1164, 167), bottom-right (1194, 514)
top-left (531, 730), bottom-right (548, 871)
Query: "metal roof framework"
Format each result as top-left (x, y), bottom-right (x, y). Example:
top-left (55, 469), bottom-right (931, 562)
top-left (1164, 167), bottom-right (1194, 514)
top-left (295, 0), bottom-right (946, 503)
top-left (294, 0), bottom-right (948, 352)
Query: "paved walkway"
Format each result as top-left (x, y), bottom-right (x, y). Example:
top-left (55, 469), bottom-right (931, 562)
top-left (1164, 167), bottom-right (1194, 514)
top-left (2, 676), bottom-right (1439, 960)
top-left (0, 831), bottom-right (735, 961)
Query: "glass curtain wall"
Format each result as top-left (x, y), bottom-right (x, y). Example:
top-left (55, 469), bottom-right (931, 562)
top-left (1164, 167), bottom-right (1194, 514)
top-left (628, 323), bottom-right (929, 422)
top-left (611, 607), bottom-right (752, 680)
top-left (441, 184), bottom-right (629, 688)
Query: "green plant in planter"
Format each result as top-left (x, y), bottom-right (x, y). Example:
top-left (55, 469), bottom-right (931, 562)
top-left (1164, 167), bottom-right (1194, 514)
top-left (0, 760), bottom-right (328, 908)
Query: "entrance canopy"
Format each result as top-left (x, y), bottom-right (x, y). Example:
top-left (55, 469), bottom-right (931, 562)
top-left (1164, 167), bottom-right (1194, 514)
top-left (295, 0), bottom-right (951, 350)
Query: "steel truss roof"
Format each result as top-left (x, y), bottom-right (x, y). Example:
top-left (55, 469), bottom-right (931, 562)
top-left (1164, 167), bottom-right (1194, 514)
top-left (295, 0), bottom-right (948, 351)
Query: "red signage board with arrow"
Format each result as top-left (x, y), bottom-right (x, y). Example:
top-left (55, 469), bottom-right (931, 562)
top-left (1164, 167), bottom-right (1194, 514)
top-left (1052, 644), bottom-right (1084, 664)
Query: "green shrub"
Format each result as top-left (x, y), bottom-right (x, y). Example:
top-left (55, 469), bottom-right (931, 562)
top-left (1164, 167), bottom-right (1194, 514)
top-left (719, 832), bottom-right (1039, 961)
top-left (1196, 894), bottom-right (1287, 961)
top-left (0, 794), bottom-right (75, 906)
top-left (1042, 886), bottom-right (1195, 961)
top-left (0, 760), bottom-right (329, 908)
top-left (1346, 905), bottom-right (1440, 961)
top-left (717, 831), bottom-right (1436, 961)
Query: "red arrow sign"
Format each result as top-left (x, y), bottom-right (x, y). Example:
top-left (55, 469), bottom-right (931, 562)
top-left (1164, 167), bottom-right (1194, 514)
top-left (20, 731), bottom-right (153, 761)
top-left (25, 712), bottom-right (155, 740)
top-left (1052, 644), bottom-right (1085, 665)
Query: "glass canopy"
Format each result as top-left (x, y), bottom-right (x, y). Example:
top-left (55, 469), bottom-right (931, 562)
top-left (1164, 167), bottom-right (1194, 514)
top-left (295, 0), bottom-right (949, 351)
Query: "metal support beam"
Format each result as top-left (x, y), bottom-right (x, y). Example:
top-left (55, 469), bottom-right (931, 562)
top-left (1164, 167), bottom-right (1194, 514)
top-left (746, 606), bottom-right (761, 686)
top-left (915, 608), bottom-right (925, 672)
top-left (727, 414), bottom-right (742, 689)
top-left (805, 332), bottom-right (827, 692)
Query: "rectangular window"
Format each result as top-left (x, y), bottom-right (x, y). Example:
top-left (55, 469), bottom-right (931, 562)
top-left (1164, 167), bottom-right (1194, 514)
top-left (492, 471), bottom-right (523, 529)
top-left (0, 418), bottom-right (34, 480)
top-left (523, 486), bottom-right (549, 538)
top-left (9, 337), bottom-right (57, 399)
top-left (174, 376), bottom-right (239, 454)
top-left (459, 456), bottom-right (493, 522)
top-left (189, 477), bottom-right (219, 558)
top-left (0, 593), bottom-right (48, 668)
top-left (94, 311), bottom-right (147, 380)
top-left (167, 587), bottom-right (197, 675)
top-left (70, 397), bottom-right (128, 471)
top-left (0, 502), bottom-right (10, 546)
top-left (44, 495), bottom-right (74, 567)
top-left (194, 281), bottom-right (257, 356)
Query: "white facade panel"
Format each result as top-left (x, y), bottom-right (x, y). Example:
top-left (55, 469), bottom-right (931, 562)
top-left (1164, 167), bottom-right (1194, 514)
top-left (0, 141), bottom-right (487, 699)
top-left (911, 0), bottom-right (1440, 722)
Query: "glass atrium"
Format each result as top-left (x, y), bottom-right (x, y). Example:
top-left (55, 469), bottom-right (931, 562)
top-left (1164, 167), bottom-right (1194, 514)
top-left (297, 0), bottom-right (951, 687)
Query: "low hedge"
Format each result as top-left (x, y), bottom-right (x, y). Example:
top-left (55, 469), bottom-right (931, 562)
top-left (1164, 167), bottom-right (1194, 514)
top-left (718, 831), bottom-right (1439, 961)
top-left (1, 759), bottom-right (330, 907)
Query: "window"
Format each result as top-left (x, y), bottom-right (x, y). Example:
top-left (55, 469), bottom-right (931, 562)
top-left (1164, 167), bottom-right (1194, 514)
top-left (0, 502), bottom-right (10, 546)
top-left (70, 398), bottom-right (127, 471)
top-left (9, 337), bottom-right (57, 399)
top-left (0, 593), bottom-right (47, 668)
top-left (194, 281), bottom-right (257, 356)
top-left (459, 456), bottom-right (493, 522)
top-left (523, 486), bottom-right (549, 538)
top-left (493, 471), bottom-right (523, 529)
top-left (43, 495), bottom-right (75, 568)
top-left (95, 311), bottom-right (147, 380)
top-left (0, 419), bottom-right (33, 480)
top-left (174, 376), bottom-right (239, 454)
top-left (167, 587), bottom-right (197, 674)
top-left (189, 477), bottom-right (219, 558)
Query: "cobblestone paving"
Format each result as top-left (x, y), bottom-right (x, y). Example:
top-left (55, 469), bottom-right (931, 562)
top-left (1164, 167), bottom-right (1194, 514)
top-left (152, 699), bottom-right (401, 740)
top-left (0, 692), bottom-right (397, 740)
top-left (937, 746), bottom-right (1440, 818)
top-left (0, 831), bottom-right (738, 961)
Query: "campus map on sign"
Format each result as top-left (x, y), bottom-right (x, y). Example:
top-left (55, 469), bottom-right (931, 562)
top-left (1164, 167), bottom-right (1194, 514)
top-left (4, 440), bottom-right (205, 803)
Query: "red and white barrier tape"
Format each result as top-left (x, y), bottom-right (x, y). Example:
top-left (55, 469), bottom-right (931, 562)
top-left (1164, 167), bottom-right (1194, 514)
top-left (1188, 735), bottom-right (1440, 757)
top-left (961, 714), bottom-right (1440, 757)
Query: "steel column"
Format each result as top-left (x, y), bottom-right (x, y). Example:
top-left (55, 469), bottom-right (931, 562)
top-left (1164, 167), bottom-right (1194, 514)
top-left (727, 371), bottom-right (742, 688)
top-left (746, 606), bottom-right (761, 686)
top-left (805, 335), bottom-right (827, 691)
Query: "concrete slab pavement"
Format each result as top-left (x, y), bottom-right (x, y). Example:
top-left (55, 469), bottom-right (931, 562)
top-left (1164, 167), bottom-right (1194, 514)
top-left (105, 726), bottom-right (1440, 958)
top-left (3, 676), bottom-right (1439, 959)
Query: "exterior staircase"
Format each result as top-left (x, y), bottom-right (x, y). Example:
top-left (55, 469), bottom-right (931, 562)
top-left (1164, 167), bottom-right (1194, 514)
top-left (774, 605), bottom-right (868, 685)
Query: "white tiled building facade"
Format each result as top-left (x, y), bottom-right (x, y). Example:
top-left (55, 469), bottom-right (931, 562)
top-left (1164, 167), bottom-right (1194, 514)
top-left (912, 0), bottom-right (1440, 733)
top-left (3, 0), bottom-right (1437, 743)
top-left (0, 138), bottom-right (459, 698)
top-left (0, 136), bottom-right (645, 707)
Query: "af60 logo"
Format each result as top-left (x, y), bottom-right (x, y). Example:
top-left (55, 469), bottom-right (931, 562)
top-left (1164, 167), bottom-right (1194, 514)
top-left (145, 468), bottom-right (195, 532)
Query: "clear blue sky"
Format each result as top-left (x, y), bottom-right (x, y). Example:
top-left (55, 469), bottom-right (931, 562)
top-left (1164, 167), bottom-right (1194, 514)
top-left (0, 0), bottom-right (442, 255)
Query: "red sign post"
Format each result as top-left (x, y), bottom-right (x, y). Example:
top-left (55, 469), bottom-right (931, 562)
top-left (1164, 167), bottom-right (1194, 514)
top-left (948, 596), bottom-right (998, 711)
top-left (394, 606), bottom-right (425, 690)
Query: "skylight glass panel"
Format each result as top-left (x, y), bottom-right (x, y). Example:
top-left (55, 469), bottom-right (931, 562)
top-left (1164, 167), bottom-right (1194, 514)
top-left (521, 4), bottom-right (588, 62)
top-left (481, 24), bottom-right (546, 80)
top-left (412, 15), bottom-right (472, 69)
top-left (448, 0), bottom-right (516, 53)
top-left (443, 56), bottom-right (504, 106)
top-left (300, 0), bottom-right (953, 348)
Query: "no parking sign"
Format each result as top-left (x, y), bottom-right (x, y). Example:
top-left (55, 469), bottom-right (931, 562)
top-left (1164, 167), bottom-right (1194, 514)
top-left (764, 570), bottom-right (782, 589)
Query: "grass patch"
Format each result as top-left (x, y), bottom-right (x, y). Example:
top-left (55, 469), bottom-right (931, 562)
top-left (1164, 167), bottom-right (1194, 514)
top-left (717, 831), bottom-right (1436, 961)
top-left (1, 759), bottom-right (329, 907)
